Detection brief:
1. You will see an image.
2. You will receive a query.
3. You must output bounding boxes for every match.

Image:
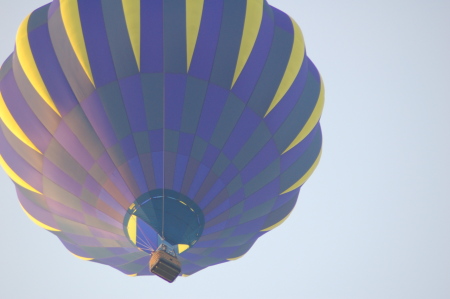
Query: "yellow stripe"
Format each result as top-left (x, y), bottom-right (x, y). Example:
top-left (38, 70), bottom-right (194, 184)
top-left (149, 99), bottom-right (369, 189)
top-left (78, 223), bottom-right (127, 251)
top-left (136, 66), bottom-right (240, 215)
top-left (227, 254), bottom-right (245, 261)
top-left (60, 0), bottom-right (95, 86)
top-left (70, 252), bottom-right (94, 261)
top-left (128, 273), bottom-right (138, 277)
top-left (122, 0), bottom-right (140, 70)
top-left (231, 0), bottom-right (263, 87)
top-left (280, 149), bottom-right (322, 195)
top-left (127, 215), bottom-right (137, 244)
top-left (264, 18), bottom-right (305, 117)
top-left (0, 92), bottom-right (41, 153)
top-left (0, 155), bottom-right (42, 194)
top-left (186, 0), bottom-right (204, 71)
top-left (177, 244), bottom-right (189, 254)
top-left (261, 212), bottom-right (292, 232)
top-left (282, 77), bottom-right (325, 154)
top-left (20, 203), bottom-right (60, 231)
top-left (182, 274), bottom-right (190, 277)
top-left (15, 15), bottom-right (61, 117)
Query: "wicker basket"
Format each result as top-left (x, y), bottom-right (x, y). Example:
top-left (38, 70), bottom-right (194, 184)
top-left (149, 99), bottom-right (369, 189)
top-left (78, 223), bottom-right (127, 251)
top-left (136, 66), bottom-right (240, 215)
top-left (150, 250), bottom-right (181, 283)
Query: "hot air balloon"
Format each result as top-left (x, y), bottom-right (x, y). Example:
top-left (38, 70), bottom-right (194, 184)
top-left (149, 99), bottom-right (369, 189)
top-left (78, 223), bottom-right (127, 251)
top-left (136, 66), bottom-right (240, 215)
top-left (0, 0), bottom-right (324, 282)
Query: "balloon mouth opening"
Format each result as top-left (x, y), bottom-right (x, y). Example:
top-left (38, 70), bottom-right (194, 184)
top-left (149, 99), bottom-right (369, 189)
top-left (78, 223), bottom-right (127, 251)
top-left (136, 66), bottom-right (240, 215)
top-left (124, 189), bottom-right (204, 253)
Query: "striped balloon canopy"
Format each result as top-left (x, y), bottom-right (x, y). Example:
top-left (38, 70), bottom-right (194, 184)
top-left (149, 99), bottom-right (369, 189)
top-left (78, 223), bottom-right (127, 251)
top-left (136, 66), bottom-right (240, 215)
top-left (0, 0), bottom-right (324, 277)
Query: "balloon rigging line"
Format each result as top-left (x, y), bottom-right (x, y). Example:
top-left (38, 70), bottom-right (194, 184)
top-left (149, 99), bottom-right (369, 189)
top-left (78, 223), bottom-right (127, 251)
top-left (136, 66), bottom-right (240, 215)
top-left (162, 19), bottom-right (166, 241)
top-left (136, 223), bottom-right (154, 250)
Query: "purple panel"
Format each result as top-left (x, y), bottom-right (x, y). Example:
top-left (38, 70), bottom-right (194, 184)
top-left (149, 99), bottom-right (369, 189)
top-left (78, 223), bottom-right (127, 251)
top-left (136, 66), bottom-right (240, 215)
top-left (232, 219), bottom-right (266, 236)
top-left (128, 156), bottom-right (148, 194)
top-left (83, 174), bottom-right (101, 195)
top-left (232, 9), bottom-right (274, 102)
top-left (97, 151), bottom-right (117, 173)
top-left (202, 187), bottom-right (228, 213)
top-left (272, 6), bottom-right (294, 34)
top-left (48, 0), bottom-right (60, 17)
top-left (136, 263), bottom-right (152, 275)
top-left (0, 132), bottom-right (43, 191)
top-left (78, 0), bottom-right (116, 87)
top-left (209, 247), bottom-right (238, 259)
top-left (222, 108), bottom-right (260, 159)
top-left (96, 153), bottom-right (135, 203)
top-left (46, 196), bottom-right (85, 223)
top-left (280, 124), bottom-right (319, 172)
top-left (55, 121), bottom-right (95, 170)
top-left (43, 158), bottom-right (82, 196)
top-left (196, 84), bottom-right (229, 141)
top-left (139, 153), bottom-right (157, 191)
top-left (177, 132), bottom-right (194, 156)
top-left (306, 56), bottom-right (321, 81)
top-left (118, 163), bottom-right (141, 199)
top-left (178, 252), bottom-right (203, 262)
top-left (90, 227), bottom-right (129, 242)
top-left (141, 0), bottom-right (163, 73)
top-left (219, 163), bottom-right (239, 186)
top-left (151, 151), bottom-right (163, 188)
top-left (243, 179), bottom-right (279, 211)
top-left (81, 200), bottom-right (97, 217)
top-left (98, 188), bottom-right (126, 214)
top-left (95, 209), bottom-right (123, 229)
top-left (241, 139), bottom-right (278, 184)
top-left (201, 144), bottom-right (220, 168)
top-left (202, 221), bottom-right (227, 236)
top-left (205, 200), bottom-right (229, 222)
top-left (108, 174), bottom-right (134, 205)
top-left (60, 241), bottom-right (92, 258)
top-left (120, 75), bottom-right (147, 132)
top-left (1, 71), bottom-right (52, 152)
top-left (120, 135), bottom-right (138, 160)
top-left (227, 189), bottom-right (245, 207)
top-left (165, 74), bottom-right (186, 131)
top-left (96, 256), bottom-right (128, 266)
top-left (108, 247), bottom-right (134, 255)
top-left (28, 24), bottom-right (79, 116)
top-left (225, 215), bottom-right (241, 227)
top-left (272, 190), bottom-right (299, 210)
top-left (17, 189), bottom-right (59, 229)
top-left (188, 0), bottom-right (223, 80)
top-left (163, 151), bottom-right (177, 190)
top-left (178, 263), bottom-right (203, 275)
top-left (199, 180), bottom-right (226, 209)
top-left (148, 130), bottom-right (163, 152)
top-left (264, 59), bottom-right (309, 134)
top-left (173, 154), bottom-right (189, 191)
top-left (187, 164), bottom-right (210, 198)
top-left (65, 233), bottom-right (103, 247)
top-left (81, 91), bottom-right (118, 148)
top-left (181, 158), bottom-right (200, 195)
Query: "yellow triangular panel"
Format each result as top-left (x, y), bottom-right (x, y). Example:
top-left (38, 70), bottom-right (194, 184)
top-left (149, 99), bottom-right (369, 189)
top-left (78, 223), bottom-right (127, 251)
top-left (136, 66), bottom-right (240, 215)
top-left (122, 0), bottom-right (141, 70)
top-left (186, 0), bottom-right (204, 71)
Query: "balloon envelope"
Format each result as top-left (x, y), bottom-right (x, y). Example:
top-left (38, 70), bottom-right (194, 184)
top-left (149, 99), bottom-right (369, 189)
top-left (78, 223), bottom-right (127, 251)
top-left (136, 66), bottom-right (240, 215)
top-left (0, 0), bottom-right (324, 276)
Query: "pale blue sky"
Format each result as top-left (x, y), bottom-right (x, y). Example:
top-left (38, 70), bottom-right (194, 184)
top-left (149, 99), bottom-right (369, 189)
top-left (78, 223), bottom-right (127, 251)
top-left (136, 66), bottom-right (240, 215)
top-left (0, 0), bottom-right (449, 298)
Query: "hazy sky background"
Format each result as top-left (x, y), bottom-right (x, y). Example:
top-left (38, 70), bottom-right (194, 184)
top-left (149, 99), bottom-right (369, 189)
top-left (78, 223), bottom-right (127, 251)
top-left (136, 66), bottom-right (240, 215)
top-left (0, 0), bottom-right (449, 298)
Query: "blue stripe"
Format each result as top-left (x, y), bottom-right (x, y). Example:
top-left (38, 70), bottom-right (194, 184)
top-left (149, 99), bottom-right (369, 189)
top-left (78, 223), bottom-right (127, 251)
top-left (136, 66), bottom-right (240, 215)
top-left (28, 24), bottom-right (78, 116)
top-left (163, 0), bottom-right (187, 73)
top-left (141, 0), bottom-right (164, 73)
top-left (210, 0), bottom-right (246, 89)
top-left (188, 0), bottom-right (223, 80)
top-left (78, 0), bottom-right (117, 87)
